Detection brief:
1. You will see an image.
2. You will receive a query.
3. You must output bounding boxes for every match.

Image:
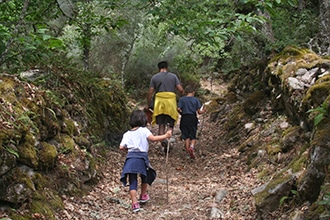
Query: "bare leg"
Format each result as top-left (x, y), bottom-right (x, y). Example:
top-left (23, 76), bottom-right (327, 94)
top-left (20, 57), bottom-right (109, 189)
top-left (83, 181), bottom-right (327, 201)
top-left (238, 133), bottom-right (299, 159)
top-left (141, 183), bottom-right (148, 195)
top-left (191, 139), bottom-right (196, 147)
top-left (185, 138), bottom-right (190, 152)
top-left (158, 124), bottom-right (166, 135)
top-left (159, 122), bottom-right (174, 135)
top-left (130, 189), bottom-right (138, 204)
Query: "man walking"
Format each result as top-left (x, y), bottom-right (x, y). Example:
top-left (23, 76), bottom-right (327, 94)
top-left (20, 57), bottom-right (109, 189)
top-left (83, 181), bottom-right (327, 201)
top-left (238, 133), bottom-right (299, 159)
top-left (147, 61), bottom-right (184, 152)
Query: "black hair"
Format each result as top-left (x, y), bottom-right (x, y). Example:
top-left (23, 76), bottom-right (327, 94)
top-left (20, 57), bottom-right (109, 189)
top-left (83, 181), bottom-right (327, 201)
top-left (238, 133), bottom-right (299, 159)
top-left (158, 61), bottom-right (168, 70)
top-left (184, 85), bottom-right (195, 94)
top-left (129, 110), bottom-right (147, 128)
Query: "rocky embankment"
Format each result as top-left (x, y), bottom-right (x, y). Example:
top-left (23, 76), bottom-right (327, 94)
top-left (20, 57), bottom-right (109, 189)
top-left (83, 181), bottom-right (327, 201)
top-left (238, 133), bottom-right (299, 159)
top-left (0, 71), bottom-right (128, 219)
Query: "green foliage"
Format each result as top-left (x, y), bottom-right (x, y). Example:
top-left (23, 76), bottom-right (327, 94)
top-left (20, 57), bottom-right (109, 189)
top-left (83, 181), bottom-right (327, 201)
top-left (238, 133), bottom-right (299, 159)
top-left (307, 102), bottom-right (328, 127)
top-left (319, 192), bottom-right (330, 206)
top-left (0, 0), bottom-right (322, 104)
top-left (238, 0), bottom-right (298, 15)
top-left (60, 0), bottom-right (128, 70)
top-left (279, 190), bottom-right (298, 206)
top-left (269, 2), bottom-right (319, 52)
top-left (4, 146), bottom-right (19, 158)
top-left (0, 0), bottom-right (65, 71)
top-left (148, 0), bottom-right (265, 59)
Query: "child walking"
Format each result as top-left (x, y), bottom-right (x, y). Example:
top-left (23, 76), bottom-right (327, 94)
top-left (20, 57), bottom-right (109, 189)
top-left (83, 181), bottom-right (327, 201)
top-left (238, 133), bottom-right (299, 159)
top-left (119, 110), bottom-right (172, 213)
top-left (177, 85), bottom-right (206, 159)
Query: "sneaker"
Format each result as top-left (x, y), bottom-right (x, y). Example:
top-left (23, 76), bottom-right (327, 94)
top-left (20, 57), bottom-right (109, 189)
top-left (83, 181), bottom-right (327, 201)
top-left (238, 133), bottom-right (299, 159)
top-left (132, 202), bottom-right (140, 213)
top-left (189, 147), bottom-right (195, 159)
top-left (139, 194), bottom-right (150, 203)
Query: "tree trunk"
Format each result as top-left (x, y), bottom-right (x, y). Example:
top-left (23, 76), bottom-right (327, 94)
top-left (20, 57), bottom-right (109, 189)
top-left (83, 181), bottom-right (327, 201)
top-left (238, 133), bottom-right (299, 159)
top-left (82, 23), bottom-right (91, 71)
top-left (121, 35), bottom-right (138, 88)
top-left (319, 0), bottom-right (330, 55)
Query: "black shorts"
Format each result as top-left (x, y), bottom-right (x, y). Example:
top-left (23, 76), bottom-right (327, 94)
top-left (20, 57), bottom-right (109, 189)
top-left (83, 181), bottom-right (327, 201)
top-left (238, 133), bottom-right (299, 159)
top-left (180, 126), bottom-right (197, 140)
top-left (156, 114), bottom-right (175, 128)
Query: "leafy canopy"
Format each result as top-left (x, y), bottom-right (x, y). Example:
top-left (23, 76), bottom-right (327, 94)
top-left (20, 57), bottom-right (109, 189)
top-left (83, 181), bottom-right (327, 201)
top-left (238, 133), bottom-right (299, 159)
top-left (147, 0), bottom-right (279, 58)
top-left (0, 0), bottom-right (64, 69)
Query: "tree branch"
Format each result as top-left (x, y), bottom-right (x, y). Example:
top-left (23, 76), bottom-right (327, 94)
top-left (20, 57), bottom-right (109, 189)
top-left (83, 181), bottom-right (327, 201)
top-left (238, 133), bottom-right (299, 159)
top-left (0, 0), bottom-right (30, 66)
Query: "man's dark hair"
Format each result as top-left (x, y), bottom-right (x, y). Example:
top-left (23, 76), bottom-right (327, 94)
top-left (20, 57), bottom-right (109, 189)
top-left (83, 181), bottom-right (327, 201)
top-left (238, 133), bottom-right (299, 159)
top-left (158, 61), bottom-right (168, 70)
top-left (129, 110), bottom-right (147, 127)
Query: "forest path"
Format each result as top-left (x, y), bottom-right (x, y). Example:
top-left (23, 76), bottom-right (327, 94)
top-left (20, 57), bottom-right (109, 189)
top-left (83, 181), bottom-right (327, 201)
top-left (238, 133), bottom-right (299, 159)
top-left (56, 80), bottom-right (261, 220)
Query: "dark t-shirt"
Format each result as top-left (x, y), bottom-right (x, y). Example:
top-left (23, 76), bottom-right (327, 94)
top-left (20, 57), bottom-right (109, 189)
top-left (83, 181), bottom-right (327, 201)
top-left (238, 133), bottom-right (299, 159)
top-left (178, 96), bottom-right (202, 127)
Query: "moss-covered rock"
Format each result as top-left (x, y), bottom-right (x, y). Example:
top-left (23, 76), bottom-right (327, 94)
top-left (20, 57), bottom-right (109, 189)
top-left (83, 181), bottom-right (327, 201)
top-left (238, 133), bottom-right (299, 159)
top-left (17, 133), bottom-right (38, 169)
top-left (74, 135), bottom-right (91, 148)
top-left (0, 148), bottom-right (17, 175)
top-left (280, 126), bottom-right (301, 152)
top-left (304, 81), bottom-right (330, 109)
top-left (37, 142), bottom-right (57, 171)
top-left (298, 121), bottom-right (330, 202)
top-left (265, 46), bottom-right (330, 125)
top-left (0, 76), bottom-right (16, 101)
top-left (0, 166), bottom-right (35, 204)
top-left (246, 46), bottom-right (330, 218)
top-left (57, 134), bottom-right (75, 154)
top-left (61, 118), bottom-right (78, 136)
top-left (254, 171), bottom-right (297, 219)
top-left (243, 91), bottom-right (266, 115)
top-left (0, 70), bottom-right (129, 219)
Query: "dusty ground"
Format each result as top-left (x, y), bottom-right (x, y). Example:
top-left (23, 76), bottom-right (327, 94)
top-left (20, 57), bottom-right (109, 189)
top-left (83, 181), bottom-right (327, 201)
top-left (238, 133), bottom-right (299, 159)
top-left (55, 80), bottom-right (264, 220)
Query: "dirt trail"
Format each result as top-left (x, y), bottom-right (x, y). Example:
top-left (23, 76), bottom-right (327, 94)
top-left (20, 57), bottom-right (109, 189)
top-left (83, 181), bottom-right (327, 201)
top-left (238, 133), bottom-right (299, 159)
top-left (56, 81), bottom-right (262, 220)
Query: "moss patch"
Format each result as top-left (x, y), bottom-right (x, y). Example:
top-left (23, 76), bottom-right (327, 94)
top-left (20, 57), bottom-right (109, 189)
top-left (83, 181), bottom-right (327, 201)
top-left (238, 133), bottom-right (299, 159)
top-left (311, 121), bottom-right (330, 148)
top-left (304, 81), bottom-right (330, 108)
top-left (17, 133), bottom-right (38, 169)
top-left (38, 142), bottom-right (57, 171)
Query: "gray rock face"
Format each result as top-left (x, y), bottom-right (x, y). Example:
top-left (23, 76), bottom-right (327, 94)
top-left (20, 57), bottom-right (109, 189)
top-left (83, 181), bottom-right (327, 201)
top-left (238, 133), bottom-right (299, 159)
top-left (255, 47), bottom-right (330, 218)
top-left (0, 166), bottom-right (34, 204)
top-left (0, 149), bottom-right (17, 176)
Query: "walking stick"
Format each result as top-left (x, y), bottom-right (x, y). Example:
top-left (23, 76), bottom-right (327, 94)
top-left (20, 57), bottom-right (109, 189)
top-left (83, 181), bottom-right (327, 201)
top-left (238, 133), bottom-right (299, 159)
top-left (165, 137), bottom-right (170, 203)
top-left (163, 123), bottom-right (172, 203)
top-left (197, 101), bottom-right (211, 155)
top-left (198, 101), bottom-right (211, 139)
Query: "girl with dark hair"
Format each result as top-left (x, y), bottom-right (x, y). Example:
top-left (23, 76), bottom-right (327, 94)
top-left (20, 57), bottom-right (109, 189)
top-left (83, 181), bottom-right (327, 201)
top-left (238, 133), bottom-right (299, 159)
top-left (119, 110), bottom-right (172, 213)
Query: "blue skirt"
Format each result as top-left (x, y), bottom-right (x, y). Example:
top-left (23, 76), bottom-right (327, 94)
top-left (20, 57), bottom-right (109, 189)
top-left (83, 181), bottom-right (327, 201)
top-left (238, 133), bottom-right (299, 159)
top-left (120, 152), bottom-right (156, 186)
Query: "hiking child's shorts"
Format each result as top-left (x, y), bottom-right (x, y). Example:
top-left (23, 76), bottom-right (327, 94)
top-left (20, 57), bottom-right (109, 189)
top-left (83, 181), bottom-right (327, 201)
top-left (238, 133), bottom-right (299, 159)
top-left (180, 126), bottom-right (197, 140)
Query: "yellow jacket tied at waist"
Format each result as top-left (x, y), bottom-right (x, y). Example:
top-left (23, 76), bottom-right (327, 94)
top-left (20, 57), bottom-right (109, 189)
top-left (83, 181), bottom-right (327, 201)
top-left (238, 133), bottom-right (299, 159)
top-left (152, 92), bottom-right (178, 125)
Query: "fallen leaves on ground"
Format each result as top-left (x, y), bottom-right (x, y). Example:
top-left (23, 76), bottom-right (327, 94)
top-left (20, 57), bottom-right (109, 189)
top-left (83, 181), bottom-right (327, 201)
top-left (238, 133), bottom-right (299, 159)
top-left (55, 116), bottom-right (263, 220)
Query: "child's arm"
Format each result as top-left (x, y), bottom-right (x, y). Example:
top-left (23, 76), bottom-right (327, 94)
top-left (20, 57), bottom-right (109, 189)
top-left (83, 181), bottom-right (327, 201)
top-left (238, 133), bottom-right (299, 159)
top-left (197, 104), bottom-right (206, 115)
top-left (148, 130), bottom-right (172, 142)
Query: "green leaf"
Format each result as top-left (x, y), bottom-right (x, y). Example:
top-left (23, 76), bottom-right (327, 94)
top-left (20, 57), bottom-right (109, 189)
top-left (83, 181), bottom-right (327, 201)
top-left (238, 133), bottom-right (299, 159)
top-left (5, 147), bottom-right (19, 158)
top-left (279, 196), bottom-right (288, 206)
top-left (48, 38), bottom-right (64, 49)
top-left (287, 0), bottom-right (298, 7)
top-left (314, 113), bottom-right (324, 126)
